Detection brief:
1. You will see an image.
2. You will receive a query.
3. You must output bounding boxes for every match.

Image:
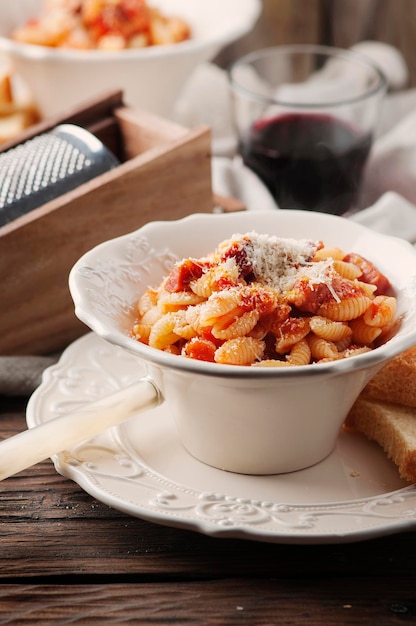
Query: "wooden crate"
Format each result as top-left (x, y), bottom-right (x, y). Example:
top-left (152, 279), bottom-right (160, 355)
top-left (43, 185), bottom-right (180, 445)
top-left (0, 91), bottom-right (214, 355)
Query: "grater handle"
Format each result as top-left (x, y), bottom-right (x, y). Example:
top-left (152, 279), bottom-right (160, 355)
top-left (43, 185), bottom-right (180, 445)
top-left (0, 378), bottom-right (161, 480)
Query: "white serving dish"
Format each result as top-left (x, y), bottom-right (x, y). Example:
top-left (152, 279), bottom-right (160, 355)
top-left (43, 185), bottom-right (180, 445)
top-left (68, 210), bottom-right (416, 475)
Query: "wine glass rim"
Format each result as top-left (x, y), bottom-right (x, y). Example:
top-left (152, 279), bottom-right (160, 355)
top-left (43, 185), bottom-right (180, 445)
top-left (228, 44), bottom-right (387, 108)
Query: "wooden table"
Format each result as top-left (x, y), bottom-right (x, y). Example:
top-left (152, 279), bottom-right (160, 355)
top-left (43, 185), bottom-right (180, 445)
top-left (1, 395), bottom-right (415, 624)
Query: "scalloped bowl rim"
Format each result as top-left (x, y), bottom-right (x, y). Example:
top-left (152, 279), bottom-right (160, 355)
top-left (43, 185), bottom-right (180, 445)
top-left (69, 210), bottom-right (416, 380)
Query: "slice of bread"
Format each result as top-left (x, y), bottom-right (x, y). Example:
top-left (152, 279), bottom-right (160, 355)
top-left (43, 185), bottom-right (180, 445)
top-left (0, 65), bottom-right (13, 108)
top-left (361, 346), bottom-right (416, 408)
top-left (345, 345), bottom-right (416, 483)
top-left (345, 397), bottom-right (416, 482)
top-left (0, 63), bottom-right (39, 142)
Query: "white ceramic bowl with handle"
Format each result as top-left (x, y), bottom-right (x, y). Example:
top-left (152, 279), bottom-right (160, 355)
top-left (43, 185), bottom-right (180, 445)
top-left (68, 210), bottom-right (416, 475)
top-left (0, 0), bottom-right (261, 118)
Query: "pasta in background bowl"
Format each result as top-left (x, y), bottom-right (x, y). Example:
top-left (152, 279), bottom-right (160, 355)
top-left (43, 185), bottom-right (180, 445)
top-left (69, 210), bottom-right (416, 475)
top-left (0, 0), bottom-right (261, 119)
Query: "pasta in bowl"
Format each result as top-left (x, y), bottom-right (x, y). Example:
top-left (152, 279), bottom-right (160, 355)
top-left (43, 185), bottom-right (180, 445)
top-left (131, 231), bottom-right (397, 367)
top-left (69, 210), bottom-right (416, 474)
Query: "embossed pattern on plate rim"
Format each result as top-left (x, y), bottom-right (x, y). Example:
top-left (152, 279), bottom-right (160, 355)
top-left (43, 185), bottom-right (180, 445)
top-left (26, 333), bottom-right (416, 545)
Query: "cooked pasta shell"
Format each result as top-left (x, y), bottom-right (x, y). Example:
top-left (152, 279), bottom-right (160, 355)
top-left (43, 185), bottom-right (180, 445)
top-left (313, 246), bottom-right (345, 261)
top-left (199, 288), bottom-right (241, 327)
top-left (172, 309), bottom-right (198, 340)
top-left (214, 337), bottom-right (265, 365)
top-left (274, 318), bottom-right (310, 354)
top-left (307, 334), bottom-right (339, 361)
top-left (159, 290), bottom-right (205, 313)
top-left (333, 260), bottom-right (362, 280)
top-left (286, 338), bottom-right (312, 366)
top-left (252, 359), bottom-right (292, 367)
top-left (148, 312), bottom-right (181, 350)
top-left (131, 322), bottom-right (151, 344)
top-left (350, 317), bottom-right (382, 345)
top-left (212, 309), bottom-right (260, 340)
top-left (352, 280), bottom-right (377, 297)
top-left (318, 295), bottom-right (371, 321)
top-left (137, 288), bottom-right (158, 316)
top-left (363, 295), bottom-right (396, 327)
top-left (310, 316), bottom-right (352, 341)
top-left (140, 305), bottom-right (163, 326)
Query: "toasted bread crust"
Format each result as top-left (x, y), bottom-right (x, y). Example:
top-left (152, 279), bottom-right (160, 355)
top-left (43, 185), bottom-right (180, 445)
top-left (346, 396), bottom-right (416, 482)
top-left (362, 346), bottom-right (416, 408)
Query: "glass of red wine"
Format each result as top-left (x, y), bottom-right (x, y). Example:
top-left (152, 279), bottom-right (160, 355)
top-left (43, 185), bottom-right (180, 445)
top-left (228, 45), bottom-right (386, 215)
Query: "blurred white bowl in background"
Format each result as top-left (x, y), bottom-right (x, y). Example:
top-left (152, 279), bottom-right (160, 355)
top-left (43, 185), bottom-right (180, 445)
top-left (0, 0), bottom-right (261, 119)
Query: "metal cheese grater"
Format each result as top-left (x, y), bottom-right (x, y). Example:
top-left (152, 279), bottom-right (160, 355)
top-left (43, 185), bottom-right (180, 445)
top-left (0, 124), bottom-right (120, 227)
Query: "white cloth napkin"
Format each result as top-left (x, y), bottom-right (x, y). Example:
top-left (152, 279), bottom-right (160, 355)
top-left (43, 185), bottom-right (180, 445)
top-left (212, 156), bottom-right (277, 212)
top-left (351, 192), bottom-right (416, 243)
top-left (360, 103), bottom-right (416, 209)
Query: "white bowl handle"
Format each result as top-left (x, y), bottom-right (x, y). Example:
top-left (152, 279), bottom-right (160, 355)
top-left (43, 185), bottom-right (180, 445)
top-left (0, 377), bottom-right (161, 480)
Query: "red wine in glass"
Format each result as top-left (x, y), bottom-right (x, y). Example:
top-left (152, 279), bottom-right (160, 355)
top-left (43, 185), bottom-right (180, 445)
top-left (240, 112), bottom-right (372, 215)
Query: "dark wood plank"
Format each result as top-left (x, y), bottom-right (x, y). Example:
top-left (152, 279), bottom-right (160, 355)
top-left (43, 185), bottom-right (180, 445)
top-left (0, 579), bottom-right (415, 625)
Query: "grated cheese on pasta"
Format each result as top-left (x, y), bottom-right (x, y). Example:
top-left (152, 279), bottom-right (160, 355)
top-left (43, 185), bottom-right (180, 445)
top-left (225, 232), bottom-right (334, 293)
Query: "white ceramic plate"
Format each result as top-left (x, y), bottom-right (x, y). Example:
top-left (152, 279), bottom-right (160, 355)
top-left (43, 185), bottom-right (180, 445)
top-left (27, 332), bottom-right (416, 544)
